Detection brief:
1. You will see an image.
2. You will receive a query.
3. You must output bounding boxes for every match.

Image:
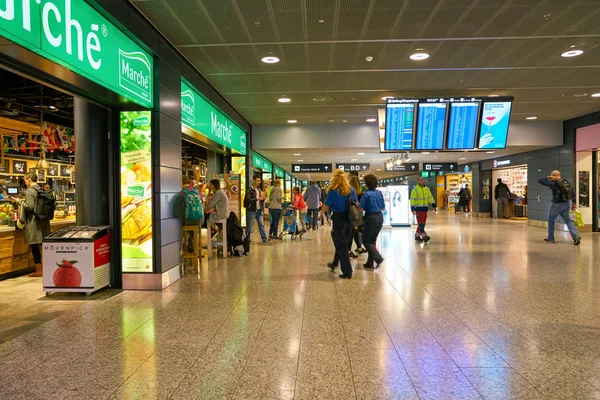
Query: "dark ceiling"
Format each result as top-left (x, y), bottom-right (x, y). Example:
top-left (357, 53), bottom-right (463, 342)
top-left (0, 69), bottom-right (74, 128)
top-left (131, 0), bottom-right (600, 125)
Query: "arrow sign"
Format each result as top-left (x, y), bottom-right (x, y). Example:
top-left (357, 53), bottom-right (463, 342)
top-left (422, 163), bottom-right (458, 172)
top-left (292, 164), bottom-right (333, 173)
top-left (336, 163), bottom-right (370, 172)
top-left (384, 162), bottom-right (419, 172)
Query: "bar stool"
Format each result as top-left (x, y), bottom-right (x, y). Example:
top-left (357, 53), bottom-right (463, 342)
top-left (208, 219), bottom-right (228, 259)
top-left (182, 226), bottom-right (201, 272)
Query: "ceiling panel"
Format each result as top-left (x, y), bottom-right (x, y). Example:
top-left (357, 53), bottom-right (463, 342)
top-left (131, 0), bottom-right (600, 125)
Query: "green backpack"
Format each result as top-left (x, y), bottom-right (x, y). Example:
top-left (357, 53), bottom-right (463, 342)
top-left (183, 188), bottom-right (204, 220)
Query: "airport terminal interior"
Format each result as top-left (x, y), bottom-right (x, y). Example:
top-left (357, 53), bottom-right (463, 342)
top-left (1, 0), bottom-right (600, 399)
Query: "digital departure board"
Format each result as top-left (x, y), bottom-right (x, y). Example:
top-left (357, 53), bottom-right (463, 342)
top-left (478, 102), bottom-right (512, 149)
top-left (447, 102), bottom-right (480, 150)
top-left (384, 101), bottom-right (417, 151)
top-left (415, 102), bottom-right (447, 150)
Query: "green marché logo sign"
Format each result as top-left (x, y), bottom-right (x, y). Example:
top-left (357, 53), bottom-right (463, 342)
top-left (181, 80), bottom-right (247, 155)
top-left (0, 0), bottom-right (153, 108)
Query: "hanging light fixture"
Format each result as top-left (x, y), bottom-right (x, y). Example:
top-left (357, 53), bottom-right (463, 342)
top-left (36, 86), bottom-right (49, 170)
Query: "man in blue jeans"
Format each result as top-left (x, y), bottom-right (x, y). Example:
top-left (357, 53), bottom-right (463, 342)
top-left (303, 181), bottom-right (321, 230)
top-left (538, 170), bottom-right (581, 245)
top-left (244, 176), bottom-right (269, 244)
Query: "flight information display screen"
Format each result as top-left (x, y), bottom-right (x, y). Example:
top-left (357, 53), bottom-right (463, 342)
top-left (384, 102), bottom-right (416, 151)
top-left (446, 102), bottom-right (480, 150)
top-left (415, 102), bottom-right (447, 150)
top-left (478, 102), bottom-right (512, 149)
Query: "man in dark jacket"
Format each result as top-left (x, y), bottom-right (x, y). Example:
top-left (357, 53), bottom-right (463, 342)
top-left (244, 176), bottom-right (268, 244)
top-left (495, 178), bottom-right (511, 218)
top-left (538, 170), bottom-right (581, 245)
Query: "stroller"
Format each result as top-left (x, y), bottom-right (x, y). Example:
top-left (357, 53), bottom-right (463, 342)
top-left (280, 202), bottom-right (303, 240)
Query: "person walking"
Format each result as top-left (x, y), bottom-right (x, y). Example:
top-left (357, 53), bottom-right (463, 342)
top-left (244, 175), bottom-right (269, 244)
top-left (292, 186), bottom-right (308, 233)
top-left (410, 177), bottom-right (436, 243)
top-left (457, 184), bottom-right (472, 214)
top-left (348, 175), bottom-right (366, 257)
top-left (495, 178), bottom-right (512, 218)
top-left (359, 174), bottom-right (385, 270)
top-left (538, 170), bottom-right (581, 245)
top-left (320, 169), bottom-right (358, 279)
top-left (303, 181), bottom-right (321, 230)
top-left (268, 180), bottom-right (283, 239)
top-left (13, 172), bottom-right (50, 277)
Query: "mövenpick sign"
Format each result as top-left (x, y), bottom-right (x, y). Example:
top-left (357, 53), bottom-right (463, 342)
top-left (0, 0), bottom-right (153, 107)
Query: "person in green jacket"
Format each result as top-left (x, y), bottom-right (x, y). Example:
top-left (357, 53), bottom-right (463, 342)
top-left (410, 177), bottom-right (436, 243)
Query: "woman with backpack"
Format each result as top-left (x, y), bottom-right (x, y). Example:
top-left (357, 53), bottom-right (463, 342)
top-left (320, 169), bottom-right (358, 279)
top-left (12, 172), bottom-right (51, 277)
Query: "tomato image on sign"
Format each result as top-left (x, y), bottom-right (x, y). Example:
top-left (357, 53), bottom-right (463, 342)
top-left (53, 259), bottom-right (82, 287)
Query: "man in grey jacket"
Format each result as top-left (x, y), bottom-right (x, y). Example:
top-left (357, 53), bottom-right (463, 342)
top-left (303, 181), bottom-right (321, 230)
top-left (268, 180), bottom-right (283, 239)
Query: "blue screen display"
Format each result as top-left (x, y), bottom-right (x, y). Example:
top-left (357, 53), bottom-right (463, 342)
top-left (415, 103), bottom-right (447, 150)
top-left (385, 103), bottom-right (416, 151)
top-left (447, 102), bottom-right (480, 149)
top-left (478, 102), bottom-right (512, 149)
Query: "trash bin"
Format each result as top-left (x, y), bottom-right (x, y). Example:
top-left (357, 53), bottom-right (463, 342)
top-left (42, 226), bottom-right (110, 296)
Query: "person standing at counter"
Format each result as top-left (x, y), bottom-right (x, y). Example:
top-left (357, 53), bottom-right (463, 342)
top-left (15, 172), bottom-right (51, 277)
top-left (495, 178), bottom-right (512, 219)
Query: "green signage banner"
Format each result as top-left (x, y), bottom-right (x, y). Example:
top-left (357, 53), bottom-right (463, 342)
top-left (275, 166), bottom-right (285, 177)
top-left (120, 111), bottom-right (153, 273)
top-left (0, 0), bottom-right (153, 108)
top-left (252, 153), bottom-right (272, 172)
top-left (181, 80), bottom-right (247, 155)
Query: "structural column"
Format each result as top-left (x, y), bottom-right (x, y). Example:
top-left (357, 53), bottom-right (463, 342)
top-left (74, 97), bottom-right (109, 226)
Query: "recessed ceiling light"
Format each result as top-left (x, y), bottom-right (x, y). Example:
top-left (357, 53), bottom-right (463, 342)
top-left (328, 119), bottom-right (335, 122)
top-left (342, 120), bottom-right (347, 123)
top-left (318, 19), bottom-right (325, 23)
top-left (278, 97), bottom-right (291, 103)
top-left (409, 53), bottom-right (430, 61)
top-left (561, 50), bottom-right (583, 58)
top-left (313, 97), bottom-right (325, 102)
top-left (526, 116), bottom-right (538, 120)
top-left (574, 93), bottom-right (588, 97)
top-left (366, 118), bottom-right (376, 122)
top-left (297, 159), bottom-right (304, 162)
top-left (381, 96), bottom-right (394, 101)
top-left (486, 151), bottom-right (495, 154)
top-left (287, 120), bottom-right (297, 124)
top-left (422, 152), bottom-right (430, 155)
top-left (459, 157), bottom-right (467, 160)
top-left (365, 56), bottom-right (373, 62)
top-left (357, 152), bottom-right (365, 155)
top-left (351, 159), bottom-right (358, 161)
top-left (49, 105), bottom-right (56, 110)
top-left (261, 56), bottom-right (280, 63)
top-left (489, 94), bottom-right (500, 97)
top-left (592, 93), bottom-right (600, 97)
top-left (376, 169), bottom-right (381, 171)
top-left (293, 153), bottom-right (301, 156)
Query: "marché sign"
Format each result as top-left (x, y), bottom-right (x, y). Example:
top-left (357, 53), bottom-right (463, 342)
top-left (0, 0), bottom-right (153, 107)
top-left (181, 80), bottom-right (247, 155)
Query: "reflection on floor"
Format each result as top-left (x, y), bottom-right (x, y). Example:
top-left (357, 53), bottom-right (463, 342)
top-left (1, 213), bottom-right (599, 399)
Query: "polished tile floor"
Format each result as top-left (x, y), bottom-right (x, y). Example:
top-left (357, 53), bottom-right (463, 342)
top-left (1, 213), bottom-right (600, 399)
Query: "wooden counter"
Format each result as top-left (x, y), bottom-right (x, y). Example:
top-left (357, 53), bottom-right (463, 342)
top-left (0, 220), bottom-right (75, 280)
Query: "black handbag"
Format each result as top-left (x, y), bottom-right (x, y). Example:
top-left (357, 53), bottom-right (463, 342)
top-left (347, 198), bottom-right (364, 227)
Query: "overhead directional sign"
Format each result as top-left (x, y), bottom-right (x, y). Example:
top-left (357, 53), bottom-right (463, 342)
top-left (423, 162), bottom-right (458, 172)
top-left (336, 163), bottom-right (370, 172)
top-left (384, 162), bottom-right (419, 172)
top-left (292, 164), bottom-right (332, 173)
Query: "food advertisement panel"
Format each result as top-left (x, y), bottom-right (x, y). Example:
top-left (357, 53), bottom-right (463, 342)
top-left (232, 157), bottom-right (246, 226)
top-left (224, 174), bottom-right (241, 221)
top-left (120, 112), bottom-right (153, 273)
